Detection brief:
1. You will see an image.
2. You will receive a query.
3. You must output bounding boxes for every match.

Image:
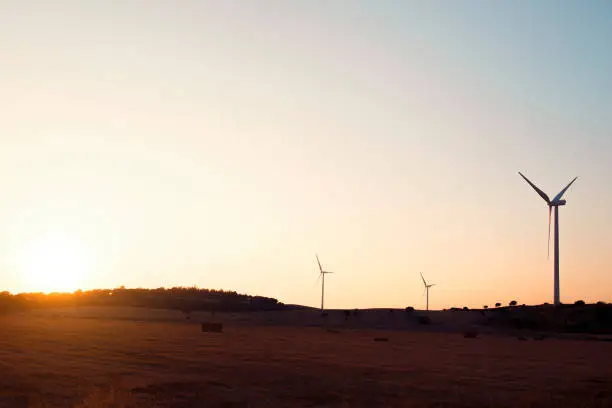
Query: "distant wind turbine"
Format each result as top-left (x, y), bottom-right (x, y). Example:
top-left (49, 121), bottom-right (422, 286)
top-left (315, 254), bottom-right (334, 312)
top-left (518, 172), bottom-right (578, 306)
top-left (420, 272), bottom-right (435, 311)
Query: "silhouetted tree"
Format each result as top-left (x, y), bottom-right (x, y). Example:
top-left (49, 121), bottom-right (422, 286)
top-left (483, 305), bottom-right (488, 309)
top-left (509, 300), bottom-right (517, 306)
top-left (463, 306), bottom-right (469, 311)
top-left (574, 300), bottom-right (586, 306)
top-left (495, 302), bottom-right (501, 308)
top-left (405, 306), bottom-right (415, 313)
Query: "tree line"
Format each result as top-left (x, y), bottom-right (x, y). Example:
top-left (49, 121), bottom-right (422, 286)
top-left (0, 286), bottom-right (287, 313)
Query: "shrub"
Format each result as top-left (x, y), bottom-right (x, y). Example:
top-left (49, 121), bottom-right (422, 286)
top-left (405, 306), bottom-right (415, 313)
top-left (509, 300), bottom-right (517, 306)
top-left (462, 306), bottom-right (469, 311)
top-left (417, 315), bottom-right (431, 325)
top-left (483, 305), bottom-right (488, 309)
top-left (574, 300), bottom-right (586, 306)
top-left (495, 302), bottom-right (501, 308)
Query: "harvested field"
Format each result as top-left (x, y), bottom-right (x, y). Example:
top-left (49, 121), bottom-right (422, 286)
top-left (0, 309), bottom-right (611, 407)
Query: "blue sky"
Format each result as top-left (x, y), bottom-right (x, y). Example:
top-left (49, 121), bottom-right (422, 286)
top-left (0, 1), bottom-right (610, 308)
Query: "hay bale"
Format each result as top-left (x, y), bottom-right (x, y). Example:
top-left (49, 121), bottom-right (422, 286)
top-left (533, 334), bottom-right (547, 341)
top-left (201, 322), bottom-right (223, 333)
top-left (463, 330), bottom-right (479, 339)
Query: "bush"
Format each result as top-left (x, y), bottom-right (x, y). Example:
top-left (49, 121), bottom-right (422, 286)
top-left (417, 315), bottom-right (431, 325)
top-left (574, 300), bottom-right (586, 306)
top-left (483, 305), bottom-right (488, 309)
top-left (495, 302), bottom-right (501, 308)
top-left (509, 300), bottom-right (517, 306)
top-left (405, 306), bottom-right (415, 313)
top-left (462, 306), bottom-right (469, 311)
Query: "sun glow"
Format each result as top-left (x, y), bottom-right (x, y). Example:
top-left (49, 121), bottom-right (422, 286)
top-left (16, 232), bottom-right (91, 293)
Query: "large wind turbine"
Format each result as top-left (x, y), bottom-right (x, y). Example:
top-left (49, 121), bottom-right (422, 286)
top-left (420, 272), bottom-right (435, 311)
top-left (518, 172), bottom-right (578, 306)
top-left (315, 254), bottom-right (334, 312)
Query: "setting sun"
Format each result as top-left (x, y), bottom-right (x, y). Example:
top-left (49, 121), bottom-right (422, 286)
top-left (15, 232), bottom-right (91, 293)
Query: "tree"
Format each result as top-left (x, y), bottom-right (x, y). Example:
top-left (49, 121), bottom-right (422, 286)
top-left (509, 300), bottom-right (517, 306)
top-left (574, 300), bottom-right (585, 306)
top-left (462, 306), bottom-right (469, 311)
top-left (495, 302), bottom-right (501, 308)
top-left (483, 305), bottom-right (489, 309)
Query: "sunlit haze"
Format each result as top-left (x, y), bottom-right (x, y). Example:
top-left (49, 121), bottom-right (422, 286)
top-left (1, 1), bottom-right (611, 308)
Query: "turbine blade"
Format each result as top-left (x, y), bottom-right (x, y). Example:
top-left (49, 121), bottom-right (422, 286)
top-left (420, 272), bottom-right (427, 286)
top-left (518, 172), bottom-right (550, 204)
top-left (314, 272), bottom-right (322, 288)
top-left (552, 176), bottom-right (578, 202)
top-left (316, 254), bottom-right (323, 273)
top-left (547, 206), bottom-right (552, 260)
top-left (422, 287), bottom-right (426, 296)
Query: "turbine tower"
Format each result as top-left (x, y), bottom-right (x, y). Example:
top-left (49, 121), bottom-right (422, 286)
top-left (420, 272), bottom-right (435, 311)
top-left (316, 254), bottom-right (334, 312)
top-left (518, 172), bottom-right (578, 306)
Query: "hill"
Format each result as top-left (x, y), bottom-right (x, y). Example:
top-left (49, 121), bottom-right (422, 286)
top-left (0, 287), bottom-right (289, 315)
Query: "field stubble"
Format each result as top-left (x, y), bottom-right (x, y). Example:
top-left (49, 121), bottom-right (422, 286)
top-left (0, 308), bottom-right (610, 407)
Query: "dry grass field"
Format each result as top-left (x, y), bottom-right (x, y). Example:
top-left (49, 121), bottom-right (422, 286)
top-left (1, 308), bottom-right (611, 407)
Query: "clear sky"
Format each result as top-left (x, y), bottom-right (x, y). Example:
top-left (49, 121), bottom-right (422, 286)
top-left (0, 1), bottom-right (610, 309)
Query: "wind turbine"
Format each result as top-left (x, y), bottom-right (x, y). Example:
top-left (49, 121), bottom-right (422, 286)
top-left (420, 272), bottom-right (435, 311)
top-left (518, 172), bottom-right (578, 306)
top-left (315, 254), bottom-right (333, 312)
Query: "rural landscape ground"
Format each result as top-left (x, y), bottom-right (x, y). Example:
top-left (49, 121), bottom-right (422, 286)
top-left (1, 306), bottom-right (611, 407)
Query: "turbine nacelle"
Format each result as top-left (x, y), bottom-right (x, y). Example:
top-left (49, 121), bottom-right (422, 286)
top-left (550, 200), bottom-right (567, 207)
